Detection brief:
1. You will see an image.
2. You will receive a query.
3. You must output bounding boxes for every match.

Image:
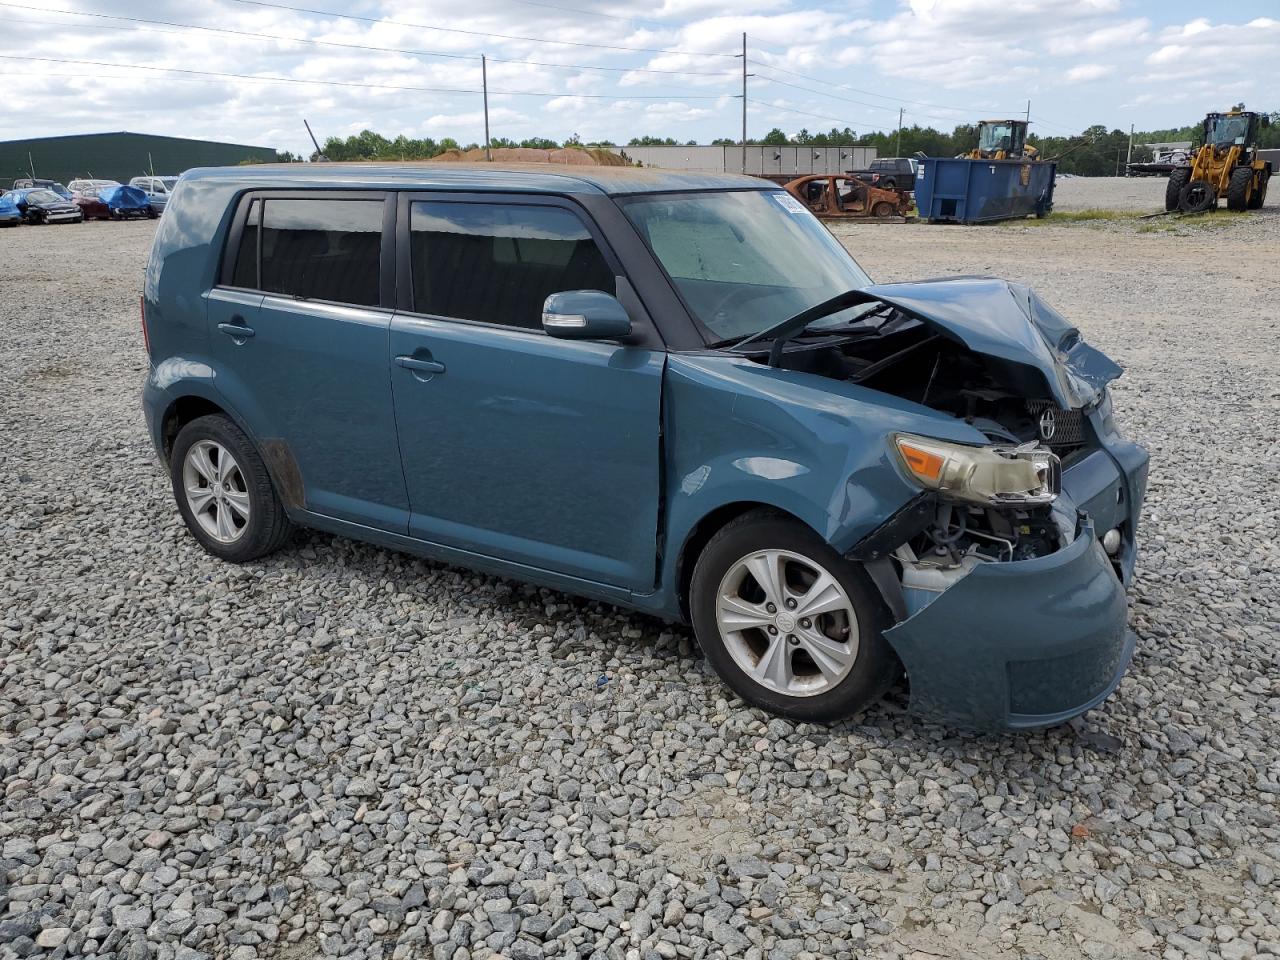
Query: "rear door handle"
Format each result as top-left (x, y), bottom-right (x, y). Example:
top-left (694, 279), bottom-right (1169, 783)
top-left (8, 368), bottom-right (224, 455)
top-left (218, 322), bottom-right (255, 339)
top-left (394, 355), bottom-right (445, 374)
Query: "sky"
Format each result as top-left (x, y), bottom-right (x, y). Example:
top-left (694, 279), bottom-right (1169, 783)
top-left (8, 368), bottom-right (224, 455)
top-left (0, 0), bottom-right (1277, 154)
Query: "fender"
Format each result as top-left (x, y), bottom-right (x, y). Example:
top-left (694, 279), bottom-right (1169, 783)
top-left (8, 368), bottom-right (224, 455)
top-left (653, 353), bottom-right (986, 618)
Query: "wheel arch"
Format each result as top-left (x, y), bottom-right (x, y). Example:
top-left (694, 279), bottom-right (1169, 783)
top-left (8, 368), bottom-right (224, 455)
top-left (673, 501), bottom-right (818, 622)
top-left (159, 391), bottom-right (306, 513)
top-left (160, 394), bottom-right (229, 463)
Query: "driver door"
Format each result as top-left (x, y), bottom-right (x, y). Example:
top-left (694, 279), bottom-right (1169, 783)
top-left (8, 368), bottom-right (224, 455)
top-left (388, 194), bottom-right (664, 592)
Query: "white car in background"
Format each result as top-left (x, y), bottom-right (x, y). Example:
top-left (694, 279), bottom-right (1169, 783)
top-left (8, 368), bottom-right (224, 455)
top-left (68, 178), bottom-right (121, 197)
top-left (130, 175), bottom-right (180, 214)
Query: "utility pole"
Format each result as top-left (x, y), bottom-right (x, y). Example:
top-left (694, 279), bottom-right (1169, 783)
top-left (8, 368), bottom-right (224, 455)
top-left (895, 107), bottom-right (904, 156)
top-left (1025, 99), bottom-right (1031, 123)
top-left (482, 54), bottom-right (491, 161)
top-left (27, 152), bottom-right (34, 178)
top-left (740, 32), bottom-right (747, 174)
top-left (1125, 123), bottom-right (1134, 177)
top-left (303, 119), bottom-right (325, 161)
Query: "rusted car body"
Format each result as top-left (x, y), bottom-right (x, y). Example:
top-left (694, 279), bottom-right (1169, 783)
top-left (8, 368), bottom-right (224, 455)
top-left (784, 174), bottom-right (909, 219)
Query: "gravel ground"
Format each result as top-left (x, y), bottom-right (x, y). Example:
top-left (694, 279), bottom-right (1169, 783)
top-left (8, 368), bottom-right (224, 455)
top-left (2, 208), bottom-right (1279, 960)
top-left (1049, 176), bottom-right (1167, 213)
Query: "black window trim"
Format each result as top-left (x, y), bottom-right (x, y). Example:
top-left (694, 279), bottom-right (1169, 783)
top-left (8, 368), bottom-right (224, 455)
top-left (217, 189), bottom-right (396, 310)
top-left (394, 190), bottom-right (644, 340)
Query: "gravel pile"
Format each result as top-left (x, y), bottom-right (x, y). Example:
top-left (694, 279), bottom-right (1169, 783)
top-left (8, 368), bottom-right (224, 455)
top-left (2, 214), bottom-right (1279, 960)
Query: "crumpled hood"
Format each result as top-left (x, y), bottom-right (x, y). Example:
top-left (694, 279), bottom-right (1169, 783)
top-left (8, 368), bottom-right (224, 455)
top-left (860, 277), bottom-right (1122, 409)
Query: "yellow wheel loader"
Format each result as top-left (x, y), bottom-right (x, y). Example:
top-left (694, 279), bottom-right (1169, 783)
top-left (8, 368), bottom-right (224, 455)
top-left (1166, 110), bottom-right (1272, 213)
top-left (965, 120), bottom-right (1040, 161)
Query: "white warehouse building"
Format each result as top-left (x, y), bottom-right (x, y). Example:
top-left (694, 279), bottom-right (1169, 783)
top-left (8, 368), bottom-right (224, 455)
top-left (609, 144), bottom-right (877, 177)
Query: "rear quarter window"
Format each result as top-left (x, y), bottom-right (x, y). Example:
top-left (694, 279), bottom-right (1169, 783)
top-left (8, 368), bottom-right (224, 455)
top-left (223, 195), bottom-right (384, 307)
top-left (260, 198), bottom-right (382, 306)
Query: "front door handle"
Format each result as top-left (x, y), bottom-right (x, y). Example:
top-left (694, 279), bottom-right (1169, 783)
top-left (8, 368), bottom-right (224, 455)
top-left (394, 355), bottom-right (445, 374)
top-left (217, 322), bottom-right (256, 340)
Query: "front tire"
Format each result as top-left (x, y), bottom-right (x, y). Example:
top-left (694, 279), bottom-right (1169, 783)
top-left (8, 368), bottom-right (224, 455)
top-left (689, 511), bottom-right (899, 722)
top-left (1226, 167), bottom-right (1253, 211)
top-left (170, 414), bottom-right (293, 562)
top-left (1165, 167), bottom-right (1190, 211)
top-left (1178, 179), bottom-right (1217, 213)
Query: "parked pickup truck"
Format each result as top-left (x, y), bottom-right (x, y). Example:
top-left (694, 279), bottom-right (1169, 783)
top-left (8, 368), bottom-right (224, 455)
top-left (848, 157), bottom-right (918, 191)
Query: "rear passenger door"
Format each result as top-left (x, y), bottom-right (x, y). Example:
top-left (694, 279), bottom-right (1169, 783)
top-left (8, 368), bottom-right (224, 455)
top-left (388, 194), bottom-right (664, 592)
top-left (208, 192), bottom-right (409, 532)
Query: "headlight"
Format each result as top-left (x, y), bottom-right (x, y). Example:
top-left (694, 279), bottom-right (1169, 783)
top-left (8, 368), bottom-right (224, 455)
top-left (893, 434), bottom-right (1060, 506)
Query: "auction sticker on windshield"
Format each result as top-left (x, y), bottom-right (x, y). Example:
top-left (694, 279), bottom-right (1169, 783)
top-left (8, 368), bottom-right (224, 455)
top-left (772, 192), bottom-right (808, 215)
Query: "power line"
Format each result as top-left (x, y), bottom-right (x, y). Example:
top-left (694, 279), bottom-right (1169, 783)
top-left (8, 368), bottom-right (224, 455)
top-left (0, 5), bottom-right (736, 78)
top-left (0, 54), bottom-right (729, 100)
top-left (755, 100), bottom-right (886, 132)
top-left (505, 0), bottom-right (673, 30)
top-left (752, 73), bottom-right (978, 129)
top-left (227, 0), bottom-right (739, 58)
top-left (746, 52), bottom-right (1012, 116)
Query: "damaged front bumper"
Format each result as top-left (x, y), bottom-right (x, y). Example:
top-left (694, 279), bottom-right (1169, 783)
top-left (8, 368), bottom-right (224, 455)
top-left (878, 429), bottom-right (1149, 729)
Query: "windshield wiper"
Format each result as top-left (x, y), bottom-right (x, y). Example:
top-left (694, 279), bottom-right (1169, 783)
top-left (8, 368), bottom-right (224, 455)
top-left (792, 302), bottom-right (898, 339)
top-left (722, 291), bottom-right (895, 366)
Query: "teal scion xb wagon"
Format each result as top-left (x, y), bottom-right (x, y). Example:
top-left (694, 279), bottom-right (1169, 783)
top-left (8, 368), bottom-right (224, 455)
top-left (142, 163), bottom-right (1149, 729)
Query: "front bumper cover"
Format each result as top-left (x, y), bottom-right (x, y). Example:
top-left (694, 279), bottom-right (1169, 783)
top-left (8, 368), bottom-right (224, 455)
top-left (881, 432), bottom-right (1149, 730)
top-left (884, 518), bottom-right (1134, 729)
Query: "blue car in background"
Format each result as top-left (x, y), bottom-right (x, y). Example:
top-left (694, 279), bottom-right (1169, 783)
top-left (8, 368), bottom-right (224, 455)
top-left (99, 184), bottom-right (156, 219)
top-left (141, 163), bottom-right (1149, 730)
top-left (0, 193), bottom-right (21, 226)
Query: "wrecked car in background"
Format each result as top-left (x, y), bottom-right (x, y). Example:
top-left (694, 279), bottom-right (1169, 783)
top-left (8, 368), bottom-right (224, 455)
top-left (99, 184), bottom-right (155, 219)
top-left (3, 188), bottom-right (83, 224)
top-left (785, 174), bottom-right (910, 219)
top-left (143, 164), bottom-right (1147, 730)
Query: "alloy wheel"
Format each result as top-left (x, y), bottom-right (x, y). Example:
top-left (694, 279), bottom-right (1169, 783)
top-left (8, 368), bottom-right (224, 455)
top-left (715, 549), bottom-right (860, 697)
top-left (182, 440), bottom-right (250, 544)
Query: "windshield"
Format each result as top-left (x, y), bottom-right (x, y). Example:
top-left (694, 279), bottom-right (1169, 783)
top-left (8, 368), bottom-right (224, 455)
top-left (27, 190), bottom-right (60, 203)
top-left (978, 122), bottom-right (1018, 153)
top-left (621, 190), bottom-right (873, 342)
top-left (1208, 115), bottom-right (1249, 145)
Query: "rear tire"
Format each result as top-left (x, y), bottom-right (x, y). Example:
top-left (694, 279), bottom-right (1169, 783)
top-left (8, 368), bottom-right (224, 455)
top-left (1226, 167), bottom-right (1253, 211)
top-left (1247, 171), bottom-right (1269, 210)
top-left (1178, 179), bottom-right (1217, 214)
top-left (1165, 167), bottom-right (1190, 211)
top-left (689, 510), bottom-right (900, 722)
top-left (170, 414), bottom-right (293, 563)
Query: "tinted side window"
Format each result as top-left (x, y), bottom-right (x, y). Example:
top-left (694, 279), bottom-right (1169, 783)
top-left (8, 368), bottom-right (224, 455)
top-left (231, 199), bottom-right (260, 289)
top-left (409, 202), bottom-right (614, 329)
top-left (259, 198), bottom-right (382, 306)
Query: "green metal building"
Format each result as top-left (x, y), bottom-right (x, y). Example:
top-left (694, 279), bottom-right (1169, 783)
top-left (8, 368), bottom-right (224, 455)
top-left (1, 131), bottom-right (279, 187)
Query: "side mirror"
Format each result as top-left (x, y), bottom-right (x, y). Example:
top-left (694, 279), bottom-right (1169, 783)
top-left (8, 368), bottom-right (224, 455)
top-left (542, 290), bottom-right (632, 340)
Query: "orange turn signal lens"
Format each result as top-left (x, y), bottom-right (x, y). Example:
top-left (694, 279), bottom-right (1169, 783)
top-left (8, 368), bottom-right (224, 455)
top-left (896, 440), bottom-right (945, 482)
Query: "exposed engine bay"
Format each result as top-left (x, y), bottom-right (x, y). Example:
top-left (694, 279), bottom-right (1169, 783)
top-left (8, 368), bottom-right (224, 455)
top-left (891, 502), bottom-right (1069, 614)
top-left (765, 310), bottom-right (1090, 461)
top-left (739, 306), bottom-right (1102, 613)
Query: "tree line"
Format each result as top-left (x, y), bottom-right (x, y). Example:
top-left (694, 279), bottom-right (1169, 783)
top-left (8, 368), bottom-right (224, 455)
top-left (296, 110), bottom-right (1279, 177)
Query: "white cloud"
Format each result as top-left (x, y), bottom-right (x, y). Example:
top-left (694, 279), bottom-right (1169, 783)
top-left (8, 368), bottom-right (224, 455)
top-left (3, 1), bottom-right (1277, 155)
top-left (1065, 63), bottom-right (1114, 82)
top-left (1046, 18), bottom-right (1151, 55)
